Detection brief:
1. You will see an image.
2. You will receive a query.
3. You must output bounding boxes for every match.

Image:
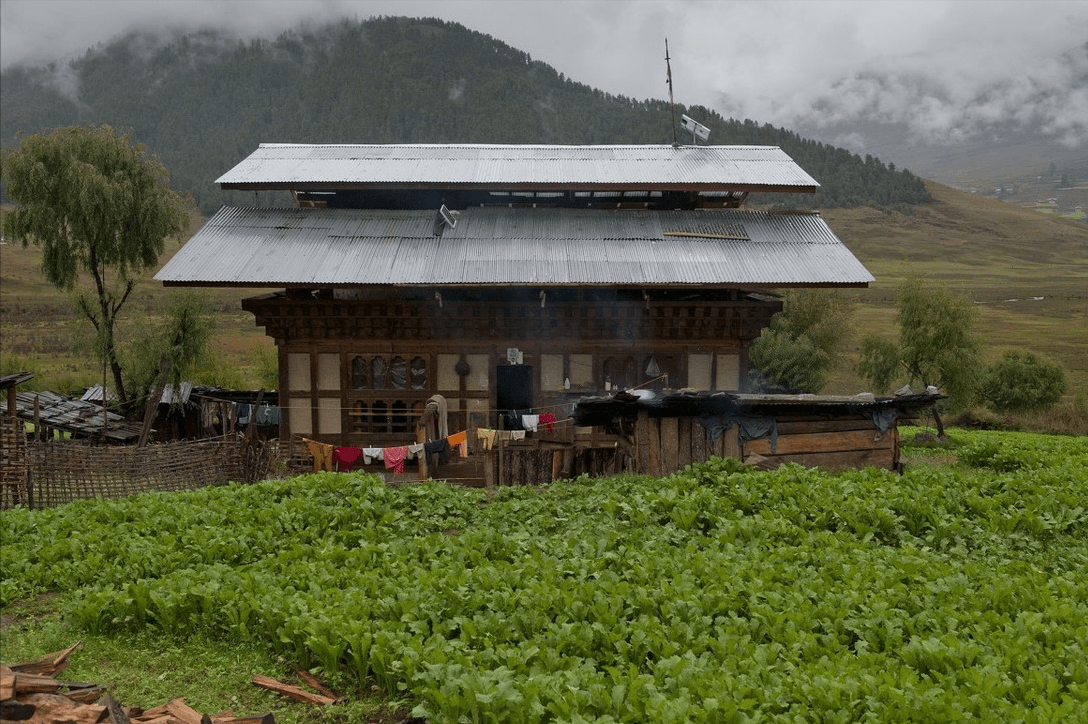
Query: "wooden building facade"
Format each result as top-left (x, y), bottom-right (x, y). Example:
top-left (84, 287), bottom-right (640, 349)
top-left (157, 144), bottom-right (874, 481)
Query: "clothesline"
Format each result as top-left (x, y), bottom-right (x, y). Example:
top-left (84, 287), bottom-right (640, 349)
top-left (298, 416), bottom-right (576, 474)
top-left (301, 429), bottom-right (469, 475)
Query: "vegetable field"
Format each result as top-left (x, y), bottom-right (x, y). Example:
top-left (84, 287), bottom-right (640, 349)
top-left (2, 429), bottom-right (1086, 723)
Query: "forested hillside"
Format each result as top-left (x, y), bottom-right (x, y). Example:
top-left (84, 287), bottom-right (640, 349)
top-left (1, 16), bottom-right (929, 215)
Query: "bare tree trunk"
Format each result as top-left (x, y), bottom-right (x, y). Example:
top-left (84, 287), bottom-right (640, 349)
top-left (137, 354), bottom-right (171, 448)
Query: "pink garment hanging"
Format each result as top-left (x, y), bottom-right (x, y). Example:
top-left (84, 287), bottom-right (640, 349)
top-left (384, 446), bottom-right (409, 475)
top-left (540, 413), bottom-right (556, 433)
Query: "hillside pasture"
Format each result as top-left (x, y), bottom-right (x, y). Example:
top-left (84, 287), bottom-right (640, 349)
top-left (821, 181), bottom-right (1088, 402)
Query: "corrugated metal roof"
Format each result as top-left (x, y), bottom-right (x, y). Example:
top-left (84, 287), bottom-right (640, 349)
top-left (216, 144), bottom-right (819, 191)
top-left (1, 390), bottom-right (143, 442)
top-left (156, 206), bottom-right (873, 288)
top-left (83, 382), bottom-right (193, 405)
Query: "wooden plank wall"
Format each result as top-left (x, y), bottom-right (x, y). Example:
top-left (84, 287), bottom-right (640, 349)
top-left (633, 412), bottom-right (898, 477)
top-left (635, 410), bottom-right (741, 478)
top-left (743, 416), bottom-right (898, 472)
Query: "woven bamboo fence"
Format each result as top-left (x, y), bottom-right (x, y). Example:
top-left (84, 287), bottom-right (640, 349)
top-left (2, 436), bottom-right (279, 509)
top-left (1, 414), bottom-right (30, 508)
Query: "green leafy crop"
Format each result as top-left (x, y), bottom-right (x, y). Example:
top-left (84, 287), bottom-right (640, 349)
top-left (2, 431), bottom-right (1086, 723)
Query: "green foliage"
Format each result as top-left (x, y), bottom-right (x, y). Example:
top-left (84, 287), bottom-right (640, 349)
top-left (123, 292), bottom-right (215, 403)
top-left (1, 125), bottom-right (189, 289)
top-left (0, 18), bottom-right (930, 216)
top-left (748, 328), bottom-right (828, 393)
top-left (1, 125), bottom-right (190, 405)
top-left (3, 431), bottom-right (1086, 723)
top-left (856, 336), bottom-right (902, 393)
top-left (979, 349), bottom-right (1067, 414)
top-left (858, 277), bottom-right (981, 410)
top-left (250, 342), bottom-right (279, 391)
top-left (749, 290), bottom-right (853, 392)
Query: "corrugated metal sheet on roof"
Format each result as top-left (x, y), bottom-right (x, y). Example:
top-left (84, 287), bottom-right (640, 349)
top-left (156, 206), bottom-right (873, 288)
top-left (1, 390), bottom-right (143, 441)
top-left (216, 144), bottom-right (819, 190)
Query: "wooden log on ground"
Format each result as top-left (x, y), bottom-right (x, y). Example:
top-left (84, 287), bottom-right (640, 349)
top-left (210, 715), bottom-right (276, 724)
top-left (3, 692), bottom-right (106, 724)
top-left (8, 641), bottom-right (80, 677)
top-left (251, 675), bottom-right (336, 705)
top-left (1, 666), bottom-right (14, 701)
top-left (294, 670), bottom-right (337, 701)
top-left (166, 697), bottom-right (206, 724)
top-left (132, 715), bottom-right (174, 724)
top-left (9, 671), bottom-right (60, 694)
top-left (101, 693), bottom-right (132, 724)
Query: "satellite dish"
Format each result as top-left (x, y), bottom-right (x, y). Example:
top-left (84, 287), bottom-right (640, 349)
top-left (680, 114), bottom-right (710, 144)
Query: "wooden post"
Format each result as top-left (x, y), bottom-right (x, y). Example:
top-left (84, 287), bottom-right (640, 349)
top-left (649, 415), bottom-right (661, 477)
top-left (636, 409), bottom-right (650, 475)
top-left (415, 409), bottom-right (432, 481)
top-left (722, 423), bottom-right (741, 460)
top-left (693, 419), bottom-right (707, 463)
top-left (678, 418), bottom-right (692, 470)
top-left (660, 417), bottom-right (679, 475)
top-left (138, 355), bottom-right (171, 448)
top-left (497, 413), bottom-right (505, 487)
top-left (33, 395), bottom-right (42, 442)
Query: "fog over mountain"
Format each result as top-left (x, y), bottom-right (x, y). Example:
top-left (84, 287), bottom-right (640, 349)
top-left (2, 0), bottom-right (1086, 182)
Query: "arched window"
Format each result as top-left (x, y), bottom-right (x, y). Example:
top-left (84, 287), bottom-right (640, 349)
top-left (390, 356), bottom-right (407, 390)
top-left (411, 356), bottom-right (427, 390)
top-left (372, 400), bottom-right (388, 433)
top-left (372, 357), bottom-right (387, 389)
top-left (352, 400), bottom-right (368, 432)
top-left (351, 356), bottom-right (368, 389)
top-left (392, 400), bottom-right (409, 433)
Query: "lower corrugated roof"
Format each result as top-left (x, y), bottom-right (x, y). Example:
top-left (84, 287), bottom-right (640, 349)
top-left (155, 206), bottom-right (873, 288)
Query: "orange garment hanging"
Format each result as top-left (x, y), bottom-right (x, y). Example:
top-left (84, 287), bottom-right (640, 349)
top-left (303, 438), bottom-right (334, 472)
top-left (447, 430), bottom-right (468, 458)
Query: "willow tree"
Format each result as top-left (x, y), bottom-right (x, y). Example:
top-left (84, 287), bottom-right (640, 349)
top-left (857, 277), bottom-right (981, 436)
top-left (1, 125), bottom-right (190, 406)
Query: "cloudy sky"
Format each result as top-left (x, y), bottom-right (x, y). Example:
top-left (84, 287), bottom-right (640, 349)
top-left (2, 0), bottom-right (1087, 152)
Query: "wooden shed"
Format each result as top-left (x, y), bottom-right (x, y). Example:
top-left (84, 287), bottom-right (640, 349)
top-left (157, 143), bottom-right (874, 484)
top-left (574, 390), bottom-right (942, 476)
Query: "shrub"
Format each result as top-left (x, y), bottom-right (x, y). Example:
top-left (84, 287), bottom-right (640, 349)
top-left (979, 350), bottom-right (1066, 414)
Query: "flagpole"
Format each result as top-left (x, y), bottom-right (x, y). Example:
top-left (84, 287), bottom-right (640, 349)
top-left (666, 38), bottom-right (677, 146)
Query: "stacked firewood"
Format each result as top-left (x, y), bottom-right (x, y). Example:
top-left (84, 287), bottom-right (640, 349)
top-left (1, 643), bottom-right (339, 724)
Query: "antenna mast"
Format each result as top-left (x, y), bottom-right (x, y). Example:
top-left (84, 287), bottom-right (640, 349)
top-left (665, 38), bottom-right (677, 145)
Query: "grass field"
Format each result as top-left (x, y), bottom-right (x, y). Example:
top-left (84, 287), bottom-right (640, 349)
top-left (820, 181), bottom-right (1088, 404)
top-left (3, 181), bottom-right (1087, 421)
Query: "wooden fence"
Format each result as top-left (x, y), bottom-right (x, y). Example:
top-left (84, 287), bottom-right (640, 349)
top-left (0, 436), bottom-right (279, 510)
top-left (1, 414), bottom-right (30, 508)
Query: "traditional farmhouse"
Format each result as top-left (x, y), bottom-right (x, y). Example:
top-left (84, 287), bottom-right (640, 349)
top-left (156, 143), bottom-right (878, 483)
